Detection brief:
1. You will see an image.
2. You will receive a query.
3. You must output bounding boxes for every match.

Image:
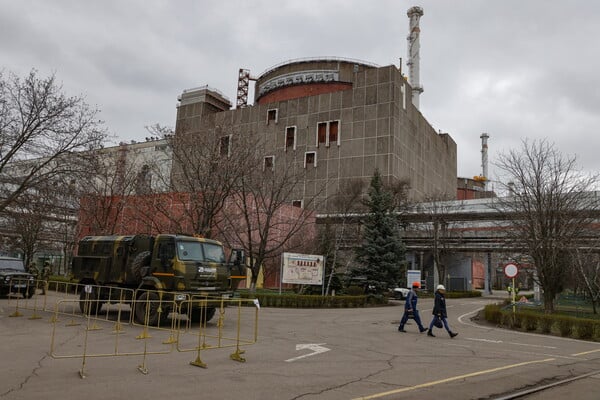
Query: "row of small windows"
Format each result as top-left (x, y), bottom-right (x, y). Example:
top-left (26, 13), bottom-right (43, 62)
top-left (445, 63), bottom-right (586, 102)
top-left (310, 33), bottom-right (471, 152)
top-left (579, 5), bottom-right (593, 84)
top-left (285, 120), bottom-right (340, 150)
top-left (263, 151), bottom-right (316, 171)
top-left (220, 133), bottom-right (318, 171)
top-left (269, 107), bottom-right (340, 149)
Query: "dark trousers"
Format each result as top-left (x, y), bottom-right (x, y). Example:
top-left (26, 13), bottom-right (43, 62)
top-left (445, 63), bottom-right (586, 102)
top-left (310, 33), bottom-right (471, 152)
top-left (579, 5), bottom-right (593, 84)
top-left (399, 309), bottom-right (425, 330)
top-left (429, 315), bottom-right (452, 332)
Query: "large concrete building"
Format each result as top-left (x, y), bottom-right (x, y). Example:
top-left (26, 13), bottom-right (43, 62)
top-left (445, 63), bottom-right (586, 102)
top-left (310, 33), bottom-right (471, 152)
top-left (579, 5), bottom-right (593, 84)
top-left (175, 57), bottom-right (457, 212)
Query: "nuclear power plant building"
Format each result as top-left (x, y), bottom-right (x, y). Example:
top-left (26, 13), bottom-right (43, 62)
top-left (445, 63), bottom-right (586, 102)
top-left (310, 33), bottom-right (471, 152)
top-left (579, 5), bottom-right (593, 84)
top-left (174, 57), bottom-right (457, 212)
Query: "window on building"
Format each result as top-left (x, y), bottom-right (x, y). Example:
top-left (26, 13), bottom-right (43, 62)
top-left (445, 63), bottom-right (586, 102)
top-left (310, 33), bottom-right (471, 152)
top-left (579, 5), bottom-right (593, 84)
top-left (329, 120), bottom-right (339, 145)
top-left (304, 152), bottom-right (316, 168)
top-left (292, 200), bottom-right (303, 208)
top-left (264, 156), bottom-right (275, 171)
top-left (220, 135), bottom-right (231, 157)
top-left (317, 122), bottom-right (327, 146)
top-left (316, 120), bottom-right (341, 147)
top-left (285, 126), bottom-right (296, 150)
top-left (267, 108), bottom-right (278, 124)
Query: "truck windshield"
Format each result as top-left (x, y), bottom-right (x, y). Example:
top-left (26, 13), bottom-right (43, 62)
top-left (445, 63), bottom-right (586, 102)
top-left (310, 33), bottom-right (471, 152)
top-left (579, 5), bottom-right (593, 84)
top-left (202, 243), bottom-right (226, 263)
top-left (177, 241), bottom-right (225, 263)
top-left (0, 258), bottom-right (26, 271)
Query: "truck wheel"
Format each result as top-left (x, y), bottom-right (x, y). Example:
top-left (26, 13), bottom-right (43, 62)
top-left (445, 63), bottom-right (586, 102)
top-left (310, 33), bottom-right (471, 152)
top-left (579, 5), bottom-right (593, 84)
top-left (135, 291), bottom-right (169, 326)
top-left (79, 287), bottom-right (102, 315)
top-left (190, 307), bottom-right (216, 324)
top-left (131, 251), bottom-right (151, 281)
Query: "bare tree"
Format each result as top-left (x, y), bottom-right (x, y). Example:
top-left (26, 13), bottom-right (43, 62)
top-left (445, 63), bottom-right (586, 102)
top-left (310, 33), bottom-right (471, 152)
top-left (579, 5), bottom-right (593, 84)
top-left (219, 152), bottom-right (319, 291)
top-left (76, 145), bottom-right (144, 235)
top-left (8, 201), bottom-right (45, 267)
top-left (572, 247), bottom-right (600, 314)
top-left (0, 70), bottom-right (106, 214)
top-left (146, 123), bottom-right (253, 238)
top-left (6, 176), bottom-right (75, 272)
top-left (494, 139), bottom-right (600, 312)
top-left (414, 192), bottom-right (462, 289)
top-left (319, 179), bottom-right (366, 295)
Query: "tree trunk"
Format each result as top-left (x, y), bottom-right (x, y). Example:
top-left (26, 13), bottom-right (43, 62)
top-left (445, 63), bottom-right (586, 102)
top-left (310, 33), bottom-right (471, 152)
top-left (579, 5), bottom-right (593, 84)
top-left (543, 291), bottom-right (555, 313)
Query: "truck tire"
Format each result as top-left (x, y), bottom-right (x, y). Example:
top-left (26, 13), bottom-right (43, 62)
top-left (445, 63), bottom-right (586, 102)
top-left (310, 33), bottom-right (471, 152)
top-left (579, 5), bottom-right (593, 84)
top-left (190, 307), bottom-right (216, 324)
top-left (131, 251), bottom-right (151, 281)
top-left (79, 286), bottom-right (102, 315)
top-left (135, 291), bottom-right (169, 326)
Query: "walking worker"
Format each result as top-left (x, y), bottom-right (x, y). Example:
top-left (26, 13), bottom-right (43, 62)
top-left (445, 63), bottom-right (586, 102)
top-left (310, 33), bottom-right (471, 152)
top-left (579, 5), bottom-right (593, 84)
top-left (428, 284), bottom-right (458, 338)
top-left (398, 281), bottom-right (427, 333)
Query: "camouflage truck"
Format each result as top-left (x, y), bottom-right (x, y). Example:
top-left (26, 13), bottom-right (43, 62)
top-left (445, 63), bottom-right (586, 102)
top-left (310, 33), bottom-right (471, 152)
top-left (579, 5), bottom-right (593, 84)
top-left (71, 234), bottom-right (245, 325)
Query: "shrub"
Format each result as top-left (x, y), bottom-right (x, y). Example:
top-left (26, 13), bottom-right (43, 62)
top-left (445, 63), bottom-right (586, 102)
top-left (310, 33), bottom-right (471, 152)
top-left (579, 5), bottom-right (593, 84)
top-left (538, 314), bottom-right (554, 334)
top-left (575, 319), bottom-right (596, 340)
top-left (446, 291), bottom-right (482, 299)
top-left (522, 313), bottom-right (538, 331)
top-left (484, 304), bottom-right (502, 325)
top-left (501, 312), bottom-right (514, 327)
top-left (556, 316), bottom-right (574, 337)
top-left (512, 312), bottom-right (523, 329)
top-left (482, 301), bottom-right (599, 341)
top-left (346, 286), bottom-right (365, 296)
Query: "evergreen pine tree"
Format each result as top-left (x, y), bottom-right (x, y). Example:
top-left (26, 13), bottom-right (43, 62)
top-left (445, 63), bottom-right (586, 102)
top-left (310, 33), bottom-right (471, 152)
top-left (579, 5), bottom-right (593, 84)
top-left (352, 169), bottom-right (406, 294)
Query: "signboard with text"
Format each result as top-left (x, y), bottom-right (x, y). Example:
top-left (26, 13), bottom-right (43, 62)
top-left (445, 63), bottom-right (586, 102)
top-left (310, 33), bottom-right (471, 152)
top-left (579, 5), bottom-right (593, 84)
top-left (407, 270), bottom-right (422, 288)
top-left (282, 252), bottom-right (324, 285)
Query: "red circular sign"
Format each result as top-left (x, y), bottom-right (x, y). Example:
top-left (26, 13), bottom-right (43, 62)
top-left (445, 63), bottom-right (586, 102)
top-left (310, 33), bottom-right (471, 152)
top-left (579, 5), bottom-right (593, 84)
top-left (504, 263), bottom-right (518, 278)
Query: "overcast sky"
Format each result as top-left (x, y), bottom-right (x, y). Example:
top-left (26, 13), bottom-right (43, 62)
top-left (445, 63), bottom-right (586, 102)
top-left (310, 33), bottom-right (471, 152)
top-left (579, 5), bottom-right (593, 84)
top-left (2, 0), bottom-right (599, 182)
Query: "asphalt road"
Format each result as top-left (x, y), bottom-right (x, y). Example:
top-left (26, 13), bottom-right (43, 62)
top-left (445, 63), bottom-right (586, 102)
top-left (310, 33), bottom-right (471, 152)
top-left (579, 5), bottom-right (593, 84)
top-left (1, 292), bottom-right (599, 400)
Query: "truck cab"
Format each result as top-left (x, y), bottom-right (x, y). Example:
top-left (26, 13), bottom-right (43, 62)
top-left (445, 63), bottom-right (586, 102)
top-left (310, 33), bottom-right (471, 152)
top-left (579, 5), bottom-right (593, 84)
top-left (148, 235), bottom-right (231, 294)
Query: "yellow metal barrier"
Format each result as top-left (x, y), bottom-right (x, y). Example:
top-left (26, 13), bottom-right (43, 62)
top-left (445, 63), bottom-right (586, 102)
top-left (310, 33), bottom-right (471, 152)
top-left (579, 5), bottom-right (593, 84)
top-left (50, 298), bottom-right (176, 378)
top-left (176, 296), bottom-right (259, 368)
top-left (5, 282), bottom-right (260, 377)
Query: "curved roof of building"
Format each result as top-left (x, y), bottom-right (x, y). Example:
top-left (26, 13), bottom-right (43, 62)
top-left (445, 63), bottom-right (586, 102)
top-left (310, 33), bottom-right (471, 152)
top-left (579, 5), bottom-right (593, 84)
top-left (255, 57), bottom-right (380, 103)
top-left (257, 56), bottom-right (380, 79)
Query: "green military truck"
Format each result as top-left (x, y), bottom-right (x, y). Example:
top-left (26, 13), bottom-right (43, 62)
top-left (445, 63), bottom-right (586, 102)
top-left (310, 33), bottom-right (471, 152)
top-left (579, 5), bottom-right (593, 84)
top-left (71, 234), bottom-right (245, 325)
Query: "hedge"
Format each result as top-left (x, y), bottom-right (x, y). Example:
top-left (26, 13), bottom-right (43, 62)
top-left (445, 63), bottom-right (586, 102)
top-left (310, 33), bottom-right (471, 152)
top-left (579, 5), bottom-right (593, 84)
top-left (482, 304), bottom-right (600, 341)
top-left (419, 290), bottom-right (482, 299)
top-left (238, 290), bottom-right (481, 309)
top-left (239, 292), bottom-right (389, 308)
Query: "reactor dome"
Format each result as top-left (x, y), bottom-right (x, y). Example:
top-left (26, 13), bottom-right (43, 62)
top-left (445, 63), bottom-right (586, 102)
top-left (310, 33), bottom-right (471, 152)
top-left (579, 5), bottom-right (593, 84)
top-left (255, 57), bottom-right (379, 104)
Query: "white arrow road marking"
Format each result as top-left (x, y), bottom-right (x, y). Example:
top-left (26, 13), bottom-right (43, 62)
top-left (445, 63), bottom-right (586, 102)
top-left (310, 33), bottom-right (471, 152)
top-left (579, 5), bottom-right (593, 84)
top-left (285, 343), bottom-right (331, 362)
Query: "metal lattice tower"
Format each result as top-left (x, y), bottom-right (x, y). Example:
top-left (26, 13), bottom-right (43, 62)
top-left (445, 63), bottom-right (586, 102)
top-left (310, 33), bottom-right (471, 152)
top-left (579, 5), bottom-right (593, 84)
top-left (237, 69), bottom-right (251, 108)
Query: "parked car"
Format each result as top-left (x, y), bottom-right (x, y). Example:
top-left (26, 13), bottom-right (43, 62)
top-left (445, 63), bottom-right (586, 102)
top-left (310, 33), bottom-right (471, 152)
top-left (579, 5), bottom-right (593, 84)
top-left (0, 257), bottom-right (35, 298)
top-left (392, 287), bottom-right (410, 300)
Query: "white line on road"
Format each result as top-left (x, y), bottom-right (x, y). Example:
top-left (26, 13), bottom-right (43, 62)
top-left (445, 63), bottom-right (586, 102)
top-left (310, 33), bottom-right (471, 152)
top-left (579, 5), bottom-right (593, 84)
top-left (464, 337), bottom-right (557, 349)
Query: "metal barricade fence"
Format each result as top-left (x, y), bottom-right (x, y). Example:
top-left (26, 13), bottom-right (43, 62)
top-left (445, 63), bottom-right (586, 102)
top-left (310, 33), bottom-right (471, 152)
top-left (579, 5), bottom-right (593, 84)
top-left (3, 281), bottom-right (261, 377)
top-left (7, 280), bottom-right (136, 327)
top-left (176, 296), bottom-right (260, 367)
top-left (50, 297), bottom-right (176, 378)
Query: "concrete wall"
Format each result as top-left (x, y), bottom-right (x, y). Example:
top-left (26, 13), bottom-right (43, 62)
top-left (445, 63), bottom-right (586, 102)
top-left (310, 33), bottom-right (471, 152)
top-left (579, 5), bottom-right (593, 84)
top-left (174, 62), bottom-right (457, 213)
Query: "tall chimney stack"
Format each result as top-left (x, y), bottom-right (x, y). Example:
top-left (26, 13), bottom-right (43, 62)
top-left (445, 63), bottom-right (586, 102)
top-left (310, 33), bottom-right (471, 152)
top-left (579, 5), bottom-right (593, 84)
top-left (407, 6), bottom-right (424, 108)
top-left (480, 133), bottom-right (490, 190)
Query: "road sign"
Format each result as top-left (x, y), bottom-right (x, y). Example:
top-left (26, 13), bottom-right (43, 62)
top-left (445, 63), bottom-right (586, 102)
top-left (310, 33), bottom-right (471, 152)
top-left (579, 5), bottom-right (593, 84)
top-left (504, 263), bottom-right (518, 278)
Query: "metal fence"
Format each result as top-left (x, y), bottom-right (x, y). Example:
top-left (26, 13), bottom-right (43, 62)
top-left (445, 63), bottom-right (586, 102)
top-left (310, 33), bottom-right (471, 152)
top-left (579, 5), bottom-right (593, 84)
top-left (4, 279), bottom-right (259, 378)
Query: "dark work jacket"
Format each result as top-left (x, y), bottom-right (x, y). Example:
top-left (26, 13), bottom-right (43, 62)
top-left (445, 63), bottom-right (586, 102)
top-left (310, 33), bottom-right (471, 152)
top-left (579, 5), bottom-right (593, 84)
top-left (432, 291), bottom-right (447, 318)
